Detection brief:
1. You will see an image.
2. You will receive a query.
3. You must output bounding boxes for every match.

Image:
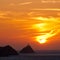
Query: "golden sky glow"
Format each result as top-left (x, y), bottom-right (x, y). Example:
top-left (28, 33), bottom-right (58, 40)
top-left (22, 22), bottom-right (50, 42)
top-left (0, 0), bottom-right (60, 50)
top-left (32, 17), bottom-right (60, 44)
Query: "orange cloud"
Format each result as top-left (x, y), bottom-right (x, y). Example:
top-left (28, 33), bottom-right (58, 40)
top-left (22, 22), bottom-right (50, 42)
top-left (41, 0), bottom-right (60, 3)
top-left (31, 16), bottom-right (60, 43)
top-left (31, 8), bottom-right (60, 11)
top-left (0, 11), bottom-right (10, 19)
top-left (19, 2), bottom-right (32, 5)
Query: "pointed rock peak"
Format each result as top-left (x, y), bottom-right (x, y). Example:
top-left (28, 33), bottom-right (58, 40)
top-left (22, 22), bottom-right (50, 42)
top-left (4, 45), bottom-right (12, 48)
top-left (0, 45), bottom-right (18, 56)
top-left (20, 44), bottom-right (35, 53)
top-left (4, 45), bottom-right (15, 51)
top-left (26, 44), bottom-right (32, 47)
top-left (24, 44), bottom-right (33, 50)
top-left (5, 45), bottom-right (11, 47)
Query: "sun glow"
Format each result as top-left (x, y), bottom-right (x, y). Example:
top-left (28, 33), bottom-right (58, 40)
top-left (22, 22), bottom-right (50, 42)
top-left (36, 36), bottom-right (47, 44)
top-left (36, 30), bottom-right (57, 44)
top-left (39, 39), bottom-right (47, 44)
top-left (32, 17), bottom-right (59, 44)
top-left (32, 17), bottom-right (57, 21)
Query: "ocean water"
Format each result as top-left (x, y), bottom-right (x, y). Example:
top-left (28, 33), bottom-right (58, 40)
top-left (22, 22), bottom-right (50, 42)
top-left (0, 54), bottom-right (60, 60)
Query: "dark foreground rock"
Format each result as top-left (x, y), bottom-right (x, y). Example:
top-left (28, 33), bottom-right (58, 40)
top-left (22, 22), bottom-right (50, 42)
top-left (0, 45), bottom-right (18, 57)
top-left (20, 45), bottom-right (35, 53)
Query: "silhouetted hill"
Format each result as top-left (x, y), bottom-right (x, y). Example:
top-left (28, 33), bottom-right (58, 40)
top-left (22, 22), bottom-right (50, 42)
top-left (20, 45), bottom-right (35, 53)
top-left (0, 45), bottom-right (18, 57)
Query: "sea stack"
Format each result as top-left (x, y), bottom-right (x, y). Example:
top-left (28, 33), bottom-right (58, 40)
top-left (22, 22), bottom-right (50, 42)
top-left (0, 45), bottom-right (18, 57)
top-left (20, 45), bottom-right (35, 53)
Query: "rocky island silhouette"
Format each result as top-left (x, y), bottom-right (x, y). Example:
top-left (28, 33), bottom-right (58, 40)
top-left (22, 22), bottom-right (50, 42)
top-left (20, 45), bottom-right (35, 53)
top-left (0, 45), bottom-right (35, 57)
top-left (0, 45), bottom-right (18, 57)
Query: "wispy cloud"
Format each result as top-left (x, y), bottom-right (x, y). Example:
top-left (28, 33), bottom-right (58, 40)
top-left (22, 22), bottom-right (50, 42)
top-left (41, 0), bottom-right (60, 3)
top-left (31, 8), bottom-right (60, 11)
top-left (27, 12), bottom-right (35, 16)
top-left (0, 11), bottom-right (9, 19)
top-left (19, 2), bottom-right (32, 5)
top-left (9, 2), bottom-right (32, 6)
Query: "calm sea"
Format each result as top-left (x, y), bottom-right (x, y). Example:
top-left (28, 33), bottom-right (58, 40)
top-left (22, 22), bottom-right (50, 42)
top-left (0, 54), bottom-right (60, 60)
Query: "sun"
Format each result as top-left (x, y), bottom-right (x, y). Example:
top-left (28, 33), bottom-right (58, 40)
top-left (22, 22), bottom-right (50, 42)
top-left (36, 36), bottom-right (47, 44)
top-left (39, 39), bottom-right (47, 44)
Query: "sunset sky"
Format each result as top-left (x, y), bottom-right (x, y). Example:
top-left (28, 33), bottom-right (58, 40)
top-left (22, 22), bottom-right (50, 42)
top-left (0, 0), bottom-right (60, 51)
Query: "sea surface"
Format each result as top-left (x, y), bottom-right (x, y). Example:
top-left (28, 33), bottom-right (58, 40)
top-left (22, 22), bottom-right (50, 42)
top-left (0, 54), bottom-right (60, 60)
